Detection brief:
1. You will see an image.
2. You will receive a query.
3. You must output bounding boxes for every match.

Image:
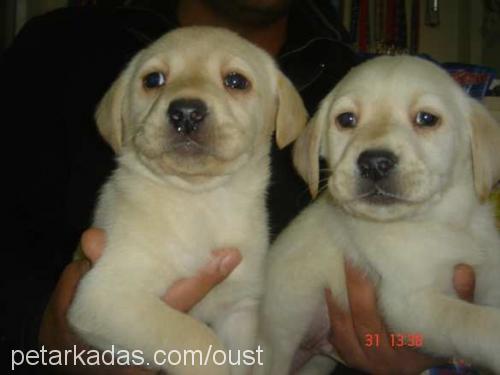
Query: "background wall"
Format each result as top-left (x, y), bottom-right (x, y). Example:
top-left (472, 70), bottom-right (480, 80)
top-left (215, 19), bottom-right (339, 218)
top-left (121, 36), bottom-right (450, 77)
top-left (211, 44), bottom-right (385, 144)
top-left (481, 0), bottom-right (500, 75)
top-left (341, 0), bottom-right (498, 73)
top-left (419, 0), bottom-right (476, 63)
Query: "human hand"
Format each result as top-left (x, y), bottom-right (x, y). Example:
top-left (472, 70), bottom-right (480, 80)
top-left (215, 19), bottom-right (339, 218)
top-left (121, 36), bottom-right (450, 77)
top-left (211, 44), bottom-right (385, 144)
top-left (82, 228), bottom-right (242, 312)
top-left (324, 262), bottom-right (475, 375)
top-left (38, 228), bottom-right (241, 373)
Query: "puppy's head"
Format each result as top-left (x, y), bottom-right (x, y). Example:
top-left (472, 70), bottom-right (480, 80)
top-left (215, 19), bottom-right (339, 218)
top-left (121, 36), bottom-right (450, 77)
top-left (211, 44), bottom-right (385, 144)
top-left (294, 56), bottom-right (500, 221)
top-left (96, 26), bottom-right (306, 188)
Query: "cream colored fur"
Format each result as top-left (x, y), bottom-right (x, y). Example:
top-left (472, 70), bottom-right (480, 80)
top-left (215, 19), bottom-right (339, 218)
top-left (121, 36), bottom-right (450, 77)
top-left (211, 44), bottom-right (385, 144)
top-left (68, 26), bottom-right (307, 375)
top-left (258, 56), bottom-right (500, 374)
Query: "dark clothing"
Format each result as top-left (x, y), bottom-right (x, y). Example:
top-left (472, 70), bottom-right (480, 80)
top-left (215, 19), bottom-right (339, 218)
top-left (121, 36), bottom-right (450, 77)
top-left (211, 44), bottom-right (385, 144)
top-left (2, 1), bottom-right (358, 372)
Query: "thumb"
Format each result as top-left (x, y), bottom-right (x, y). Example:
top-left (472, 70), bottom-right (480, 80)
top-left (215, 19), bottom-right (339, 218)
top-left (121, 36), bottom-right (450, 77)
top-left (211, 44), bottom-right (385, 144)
top-left (52, 260), bottom-right (91, 315)
top-left (163, 249), bottom-right (242, 312)
top-left (81, 228), bottom-right (106, 264)
top-left (453, 263), bottom-right (475, 303)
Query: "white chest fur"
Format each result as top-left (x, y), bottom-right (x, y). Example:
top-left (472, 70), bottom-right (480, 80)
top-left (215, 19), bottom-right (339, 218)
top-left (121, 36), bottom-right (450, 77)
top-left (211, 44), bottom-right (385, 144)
top-left (69, 158), bottom-right (270, 375)
top-left (340, 203), bottom-right (500, 303)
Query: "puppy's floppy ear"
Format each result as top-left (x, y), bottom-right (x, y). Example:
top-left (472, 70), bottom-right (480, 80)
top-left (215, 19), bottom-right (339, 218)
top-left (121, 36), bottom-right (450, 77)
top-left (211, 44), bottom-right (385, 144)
top-left (95, 70), bottom-right (130, 154)
top-left (469, 98), bottom-right (500, 201)
top-left (275, 71), bottom-right (308, 149)
top-left (292, 101), bottom-right (329, 198)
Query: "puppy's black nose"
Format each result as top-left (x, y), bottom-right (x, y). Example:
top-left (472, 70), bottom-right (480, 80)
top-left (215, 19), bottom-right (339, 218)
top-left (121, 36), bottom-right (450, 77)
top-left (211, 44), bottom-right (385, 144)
top-left (167, 98), bottom-right (207, 135)
top-left (357, 150), bottom-right (398, 181)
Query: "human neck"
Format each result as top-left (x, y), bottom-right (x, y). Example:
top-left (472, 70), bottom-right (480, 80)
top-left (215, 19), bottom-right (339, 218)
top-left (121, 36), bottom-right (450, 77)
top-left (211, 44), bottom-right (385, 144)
top-left (177, 0), bottom-right (288, 56)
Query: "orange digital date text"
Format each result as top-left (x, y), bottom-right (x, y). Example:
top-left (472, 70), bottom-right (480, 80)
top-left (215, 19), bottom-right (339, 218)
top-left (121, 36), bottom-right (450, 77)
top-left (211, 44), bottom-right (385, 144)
top-left (364, 333), bottom-right (424, 348)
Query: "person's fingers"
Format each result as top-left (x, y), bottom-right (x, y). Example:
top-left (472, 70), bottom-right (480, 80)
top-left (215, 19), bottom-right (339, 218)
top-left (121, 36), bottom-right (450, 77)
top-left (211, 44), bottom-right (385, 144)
top-left (39, 260), bottom-right (90, 348)
top-left (325, 262), bottom-right (467, 374)
top-left (344, 263), bottom-right (405, 368)
top-left (210, 248), bottom-right (242, 274)
top-left (324, 288), bottom-right (368, 368)
top-left (453, 263), bottom-right (475, 303)
top-left (330, 264), bottom-right (442, 374)
top-left (81, 228), bottom-right (106, 264)
top-left (163, 249), bottom-right (242, 312)
top-left (53, 260), bottom-right (91, 313)
top-left (344, 262), bottom-right (388, 349)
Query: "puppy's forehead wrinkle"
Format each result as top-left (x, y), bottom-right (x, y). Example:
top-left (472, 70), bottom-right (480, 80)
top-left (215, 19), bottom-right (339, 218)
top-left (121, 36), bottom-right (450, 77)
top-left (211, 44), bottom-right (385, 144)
top-left (137, 54), bottom-right (168, 73)
top-left (340, 58), bottom-right (460, 104)
top-left (329, 95), bottom-right (358, 114)
top-left (143, 29), bottom-right (272, 73)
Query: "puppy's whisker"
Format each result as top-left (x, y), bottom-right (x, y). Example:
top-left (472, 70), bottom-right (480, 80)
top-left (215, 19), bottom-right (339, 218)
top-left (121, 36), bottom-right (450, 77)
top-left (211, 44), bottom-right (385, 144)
top-left (318, 176), bottom-right (330, 186)
top-left (317, 183), bottom-right (329, 196)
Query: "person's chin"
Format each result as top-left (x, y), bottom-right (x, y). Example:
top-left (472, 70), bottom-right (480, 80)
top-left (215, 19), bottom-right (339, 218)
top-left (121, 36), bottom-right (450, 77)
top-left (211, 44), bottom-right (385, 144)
top-left (204, 0), bottom-right (291, 26)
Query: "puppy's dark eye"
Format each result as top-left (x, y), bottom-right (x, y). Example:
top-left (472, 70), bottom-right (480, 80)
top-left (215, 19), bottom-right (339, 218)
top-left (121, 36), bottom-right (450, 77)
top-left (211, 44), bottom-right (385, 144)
top-left (336, 112), bottom-right (357, 128)
top-left (415, 111), bottom-right (439, 127)
top-left (223, 72), bottom-right (250, 90)
top-left (143, 72), bottom-right (166, 89)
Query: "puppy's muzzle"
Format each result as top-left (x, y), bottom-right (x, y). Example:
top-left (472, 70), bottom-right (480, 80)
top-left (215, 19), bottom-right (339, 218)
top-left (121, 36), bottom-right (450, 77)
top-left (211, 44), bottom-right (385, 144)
top-left (357, 150), bottom-right (398, 181)
top-left (356, 149), bottom-right (402, 205)
top-left (168, 98), bottom-right (208, 135)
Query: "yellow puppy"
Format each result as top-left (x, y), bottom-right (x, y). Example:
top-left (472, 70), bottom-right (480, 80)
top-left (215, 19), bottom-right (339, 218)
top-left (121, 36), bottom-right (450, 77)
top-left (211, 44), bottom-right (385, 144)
top-left (68, 26), bottom-right (307, 375)
top-left (258, 56), bottom-right (500, 374)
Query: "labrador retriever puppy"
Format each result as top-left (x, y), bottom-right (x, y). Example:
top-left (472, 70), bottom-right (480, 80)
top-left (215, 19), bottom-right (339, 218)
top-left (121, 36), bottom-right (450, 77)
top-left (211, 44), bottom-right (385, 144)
top-left (68, 26), bottom-right (307, 375)
top-left (257, 56), bottom-right (500, 374)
